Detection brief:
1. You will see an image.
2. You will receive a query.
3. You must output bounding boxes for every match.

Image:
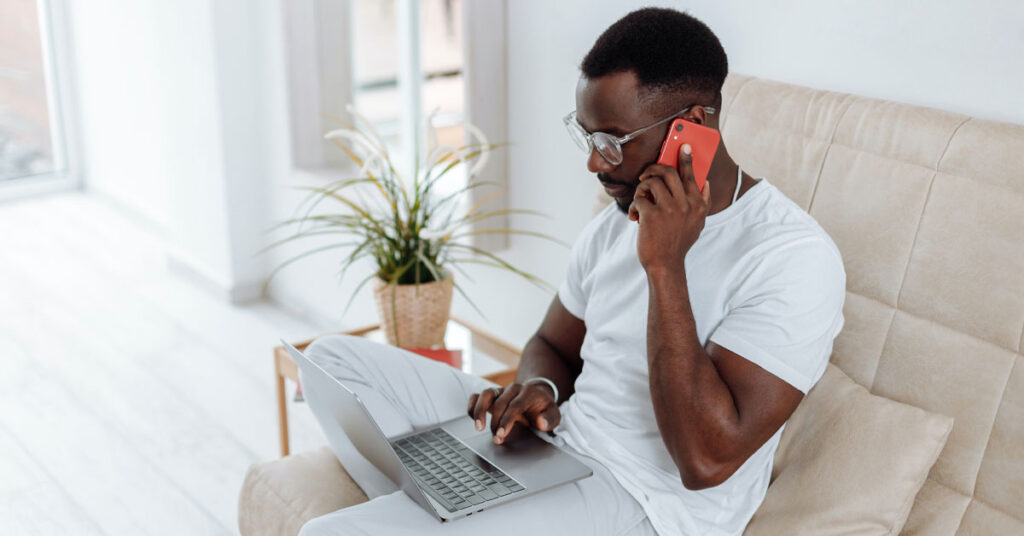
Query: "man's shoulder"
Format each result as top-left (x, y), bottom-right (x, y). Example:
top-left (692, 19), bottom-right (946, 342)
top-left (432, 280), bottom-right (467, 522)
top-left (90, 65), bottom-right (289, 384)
top-left (727, 180), bottom-right (845, 288)
top-left (743, 181), bottom-right (839, 251)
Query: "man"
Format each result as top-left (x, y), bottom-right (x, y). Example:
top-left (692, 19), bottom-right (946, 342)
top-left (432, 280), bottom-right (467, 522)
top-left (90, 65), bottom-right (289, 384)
top-left (300, 7), bottom-right (845, 536)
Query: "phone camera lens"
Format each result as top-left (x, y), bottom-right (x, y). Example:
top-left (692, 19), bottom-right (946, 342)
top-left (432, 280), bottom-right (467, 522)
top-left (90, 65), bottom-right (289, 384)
top-left (675, 124), bottom-right (683, 131)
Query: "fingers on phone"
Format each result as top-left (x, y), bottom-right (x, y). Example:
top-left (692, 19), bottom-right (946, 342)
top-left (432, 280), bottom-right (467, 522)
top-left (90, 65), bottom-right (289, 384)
top-left (677, 143), bottom-right (695, 186)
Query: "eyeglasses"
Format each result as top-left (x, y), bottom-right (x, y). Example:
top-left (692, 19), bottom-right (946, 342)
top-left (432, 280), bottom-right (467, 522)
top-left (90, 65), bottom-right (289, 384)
top-left (563, 105), bottom-right (717, 166)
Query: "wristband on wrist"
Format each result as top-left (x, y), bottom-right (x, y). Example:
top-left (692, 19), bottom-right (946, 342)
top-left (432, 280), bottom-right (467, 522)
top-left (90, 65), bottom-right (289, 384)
top-left (522, 377), bottom-right (559, 403)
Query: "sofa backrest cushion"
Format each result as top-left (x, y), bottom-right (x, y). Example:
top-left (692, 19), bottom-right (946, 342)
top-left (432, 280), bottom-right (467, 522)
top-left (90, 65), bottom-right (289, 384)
top-left (593, 73), bottom-right (1024, 534)
top-left (744, 363), bottom-right (952, 535)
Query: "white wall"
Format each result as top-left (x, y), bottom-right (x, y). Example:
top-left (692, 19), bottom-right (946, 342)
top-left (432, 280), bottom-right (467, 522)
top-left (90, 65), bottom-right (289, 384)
top-left (68, 0), bottom-right (281, 303)
top-left (445, 0), bottom-right (1024, 347)
top-left (67, 0), bottom-right (383, 328)
top-left (67, 0), bottom-right (1024, 345)
top-left (69, 0), bottom-right (177, 229)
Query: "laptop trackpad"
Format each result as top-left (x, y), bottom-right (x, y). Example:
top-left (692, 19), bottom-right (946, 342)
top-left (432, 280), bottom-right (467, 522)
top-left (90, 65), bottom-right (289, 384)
top-left (457, 426), bottom-right (583, 491)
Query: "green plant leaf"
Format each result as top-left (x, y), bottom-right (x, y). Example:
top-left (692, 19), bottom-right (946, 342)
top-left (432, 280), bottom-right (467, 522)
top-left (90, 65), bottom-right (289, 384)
top-left (341, 271), bottom-right (379, 317)
top-left (443, 207), bottom-right (551, 233)
top-left (337, 239), bottom-right (375, 282)
top-left (414, 247), bottom-right (444, 284)
top-left (254, 228), bottom-right (362, 257)
top-left (446, 244), bottom-right (555, 292)
top-left (447, 228), bottom-right (569, 248)
top-left (451, 279), bottom-right (486, 320)
top-left (447, 261), bottom-right (476, 284)
top-left (261, 242), bottom-right (362, 296)
top-left (428, 180), bottom-right (501, 214)
top-left (262, 213), bottom-right (358, 235)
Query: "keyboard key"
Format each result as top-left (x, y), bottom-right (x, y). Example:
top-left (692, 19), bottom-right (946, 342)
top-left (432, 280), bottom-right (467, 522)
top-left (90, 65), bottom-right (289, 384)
top-left (477, 488), bottom-right (498, 501)
top-left (393, 428), bottom-right (519, 509)
top-left (487, 482), bottom-right (513, 496)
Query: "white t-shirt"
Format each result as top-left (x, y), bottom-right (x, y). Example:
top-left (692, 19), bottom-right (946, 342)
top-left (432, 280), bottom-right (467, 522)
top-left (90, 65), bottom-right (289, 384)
top-left (553, 178), bottom-right (846, 536)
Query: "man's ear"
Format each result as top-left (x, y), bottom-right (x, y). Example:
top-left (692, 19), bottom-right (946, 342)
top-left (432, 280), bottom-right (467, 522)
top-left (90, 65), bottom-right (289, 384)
top-left (683, 91), bottom-right (723, 126)
top-left (683, 105), bottom-right (710, 126)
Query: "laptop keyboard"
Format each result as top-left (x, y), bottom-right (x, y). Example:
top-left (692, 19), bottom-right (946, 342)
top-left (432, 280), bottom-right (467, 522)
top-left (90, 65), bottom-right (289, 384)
top-left (393, 428), bottom-right (526, 512)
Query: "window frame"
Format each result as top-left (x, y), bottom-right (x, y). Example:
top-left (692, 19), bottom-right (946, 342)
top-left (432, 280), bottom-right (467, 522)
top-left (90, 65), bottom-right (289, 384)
top-left (281, 0), bottom-right (510, 251)
top-left (0, 0), bottom-right (82, 202)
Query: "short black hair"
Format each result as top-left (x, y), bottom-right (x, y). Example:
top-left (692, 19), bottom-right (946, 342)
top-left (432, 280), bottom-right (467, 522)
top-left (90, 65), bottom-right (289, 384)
top-left (581, 8), bottom-right (728, 105)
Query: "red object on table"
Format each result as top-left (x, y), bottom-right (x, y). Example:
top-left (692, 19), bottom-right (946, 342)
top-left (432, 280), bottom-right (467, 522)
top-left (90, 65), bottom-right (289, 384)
top-left (407, 348), bottom-right (463, 369)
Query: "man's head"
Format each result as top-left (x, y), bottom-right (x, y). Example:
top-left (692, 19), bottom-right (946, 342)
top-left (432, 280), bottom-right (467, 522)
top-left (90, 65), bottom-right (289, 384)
top-left (572, 8), bottom-right (728, 214)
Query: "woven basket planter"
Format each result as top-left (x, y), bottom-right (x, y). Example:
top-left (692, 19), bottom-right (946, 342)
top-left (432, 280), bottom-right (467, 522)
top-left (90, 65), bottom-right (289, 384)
top-left (372, 276), bottom-right (454, 349)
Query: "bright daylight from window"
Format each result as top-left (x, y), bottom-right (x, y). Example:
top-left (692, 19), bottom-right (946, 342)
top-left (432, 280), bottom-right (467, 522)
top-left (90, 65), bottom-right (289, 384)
top-left (0, 0), bottom-right (64, 182)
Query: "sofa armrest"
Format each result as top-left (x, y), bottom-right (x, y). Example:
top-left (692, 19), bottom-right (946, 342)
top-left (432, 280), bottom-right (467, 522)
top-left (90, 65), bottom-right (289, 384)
top-left (239, 446), bottom-right (368, 536)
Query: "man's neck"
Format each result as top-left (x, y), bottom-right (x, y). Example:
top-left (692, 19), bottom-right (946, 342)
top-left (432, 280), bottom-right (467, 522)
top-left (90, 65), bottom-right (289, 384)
top-left (705, 144), bottom-right (748, 216)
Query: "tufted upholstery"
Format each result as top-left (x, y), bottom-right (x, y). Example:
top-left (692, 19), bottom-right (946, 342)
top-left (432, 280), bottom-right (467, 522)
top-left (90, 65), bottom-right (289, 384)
top-left (720, 74), bottom-right (1023, 535)
top-left (241, 75), bottom-right (1024, 535)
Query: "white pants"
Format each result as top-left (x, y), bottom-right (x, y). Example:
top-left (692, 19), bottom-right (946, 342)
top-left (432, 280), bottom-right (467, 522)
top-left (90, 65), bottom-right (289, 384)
top-left (298, 334), bottom-right (656, 536)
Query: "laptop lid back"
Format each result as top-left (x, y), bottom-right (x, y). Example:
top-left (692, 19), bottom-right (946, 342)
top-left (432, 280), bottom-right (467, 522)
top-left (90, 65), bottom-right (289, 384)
top-left (283, 341), bottom-right (443, 518)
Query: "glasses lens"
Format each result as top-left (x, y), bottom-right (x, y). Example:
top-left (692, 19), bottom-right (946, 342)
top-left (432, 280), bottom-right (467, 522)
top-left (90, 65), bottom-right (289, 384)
top-left (592, 132), bottom-right (623, 165)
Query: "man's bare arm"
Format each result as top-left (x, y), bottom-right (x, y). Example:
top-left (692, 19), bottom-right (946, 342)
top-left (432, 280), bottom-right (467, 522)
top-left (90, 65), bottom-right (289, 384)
top-left (630, 147), bottom-right (805, 491)
top-left (514, 297), bottom-right (585, 403)
top-left (646, 269), bottom-right (803, 490)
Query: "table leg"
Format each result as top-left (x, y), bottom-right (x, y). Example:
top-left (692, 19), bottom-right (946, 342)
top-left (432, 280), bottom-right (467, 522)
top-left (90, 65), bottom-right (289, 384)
top-left (275, 363), bottom-right (290, 457)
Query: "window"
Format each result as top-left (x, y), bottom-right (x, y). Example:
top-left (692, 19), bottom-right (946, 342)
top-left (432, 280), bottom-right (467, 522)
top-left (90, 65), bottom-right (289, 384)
top-left (0, 0), bottom-right (75, 194)
top-left (283, 0), bottom-right (508, 249)
top-left (348, 0), bottom-right (467, 200)
top-left (351, 0), bottom-right (464, 148)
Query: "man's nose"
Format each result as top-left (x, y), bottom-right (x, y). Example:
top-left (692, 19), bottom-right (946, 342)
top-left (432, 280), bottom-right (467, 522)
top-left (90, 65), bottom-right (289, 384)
top-left (586, 147), bottom-right (615, 174)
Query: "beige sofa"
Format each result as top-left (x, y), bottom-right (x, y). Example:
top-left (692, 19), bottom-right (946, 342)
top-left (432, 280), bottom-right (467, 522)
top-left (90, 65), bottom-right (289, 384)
top-left (239, 74), bottom-right (1024, 535)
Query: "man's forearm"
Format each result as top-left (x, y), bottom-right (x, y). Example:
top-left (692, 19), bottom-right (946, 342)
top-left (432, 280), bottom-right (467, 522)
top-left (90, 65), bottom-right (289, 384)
top-left (646, 268), bottom-right (741, 488)
top-left (514, 335), bottom-right (580, 404)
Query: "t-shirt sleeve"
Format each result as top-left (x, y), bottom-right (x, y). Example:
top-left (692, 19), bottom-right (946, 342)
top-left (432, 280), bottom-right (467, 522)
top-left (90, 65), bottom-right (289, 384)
top-left (558, 206), bottom-right (610, 320)
top-left (708, 238), bottom-right (846, 394)
top-left (557, 230), bottom-right (590, 320)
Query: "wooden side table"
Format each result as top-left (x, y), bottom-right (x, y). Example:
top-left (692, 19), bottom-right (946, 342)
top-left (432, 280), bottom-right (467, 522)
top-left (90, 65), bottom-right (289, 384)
top-left (274, 315), bottom-right (522, 457)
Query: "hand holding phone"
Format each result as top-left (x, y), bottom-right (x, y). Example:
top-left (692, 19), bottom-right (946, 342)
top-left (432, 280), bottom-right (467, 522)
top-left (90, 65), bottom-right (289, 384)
top-left (630, 118), bottom-right (718, 270)
top-left (656, 118), bottom-right (721, 192)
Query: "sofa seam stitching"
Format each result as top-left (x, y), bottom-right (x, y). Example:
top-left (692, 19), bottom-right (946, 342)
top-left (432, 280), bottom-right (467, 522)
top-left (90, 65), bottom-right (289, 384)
top-left (806, 96), bottom-right (854, 214)
top-left (934, 117), bottom-right (1023, 356)
top-left (967, 355), bottom-right (1018, 511)
top-left (891, 116), bottom-right (970, 311)
top-left (823, 139), bottom-right (962, 170)
top-left (254, 463), bottom-right (368, 524)
top-left (874, 148), bottom-right (956, 393)
top-left (934, 117), bottom-right (971, 170)
top-left (242, 470), bottom-right (302, 530)
top-left (972, 496), bottom-right (1024, 525)
top-left (888, 180), bottom-right (936, 312)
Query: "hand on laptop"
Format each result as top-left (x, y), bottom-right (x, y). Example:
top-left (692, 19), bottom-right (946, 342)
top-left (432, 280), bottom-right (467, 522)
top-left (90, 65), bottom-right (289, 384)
top-left (466, 383), bottom-right (560, 445)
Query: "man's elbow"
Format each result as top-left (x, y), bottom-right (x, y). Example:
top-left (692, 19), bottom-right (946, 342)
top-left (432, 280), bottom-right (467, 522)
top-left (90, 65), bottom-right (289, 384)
top-left (679, 458), bottom-right (736, 491)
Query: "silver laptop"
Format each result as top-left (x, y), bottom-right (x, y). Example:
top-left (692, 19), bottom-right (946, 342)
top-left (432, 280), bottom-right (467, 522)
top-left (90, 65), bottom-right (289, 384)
top-left (284, 340), bottom-right (592, 522)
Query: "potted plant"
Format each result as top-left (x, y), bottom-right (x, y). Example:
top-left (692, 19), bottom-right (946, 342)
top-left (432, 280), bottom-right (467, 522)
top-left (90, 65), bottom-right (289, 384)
top-left (262, 107), bottom-right (558, 348)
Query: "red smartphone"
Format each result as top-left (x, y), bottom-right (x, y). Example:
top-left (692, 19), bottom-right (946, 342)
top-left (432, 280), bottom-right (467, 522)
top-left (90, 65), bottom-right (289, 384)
top-left (657, 118), bottom-right (721, 192)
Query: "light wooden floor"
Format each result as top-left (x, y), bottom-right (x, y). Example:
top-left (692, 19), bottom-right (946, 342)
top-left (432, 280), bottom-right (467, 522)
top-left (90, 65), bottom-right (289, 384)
top-left (0, 192), bottom-right (343, 534)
